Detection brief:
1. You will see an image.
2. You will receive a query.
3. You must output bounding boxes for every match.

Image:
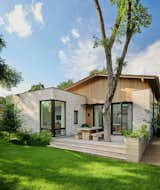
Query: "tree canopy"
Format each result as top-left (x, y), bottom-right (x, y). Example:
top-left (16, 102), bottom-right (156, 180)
top-left (57, 80), bottom-right (73, 90)
top-left (0, 36), bottom-right (22, 88)
top-left (89, 67), bottom-right (107, 75)
top-left (29, 83), bottom-right (45, 92)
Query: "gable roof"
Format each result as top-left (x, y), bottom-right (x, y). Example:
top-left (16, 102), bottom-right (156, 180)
top-left (65, 74), bottom-right (160, 100)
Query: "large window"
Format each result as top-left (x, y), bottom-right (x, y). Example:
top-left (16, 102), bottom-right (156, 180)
top-left (54, 101), bottom-right (66, 136)
top-left (93, 105), bottom-right (103, 128)
top-left (93, 103), bottom-right (132, 134)
top-left (40, 100), bottom-right (66, 136)
top-left (41, 101), bottom-right (52, 130)
top-left (112, 104), bottom-right (121, 134)
top-left (111, 102), bottom-right (132, 135)
top-left (74, 110), bottom-right (78, 124)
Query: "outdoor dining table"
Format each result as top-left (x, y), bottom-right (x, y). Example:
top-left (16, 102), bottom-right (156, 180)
top-left (79, 127), bottom-right (102, 140)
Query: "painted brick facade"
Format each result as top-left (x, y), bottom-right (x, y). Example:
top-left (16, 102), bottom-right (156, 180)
top-left (11, 88), bottom-right (86, 136)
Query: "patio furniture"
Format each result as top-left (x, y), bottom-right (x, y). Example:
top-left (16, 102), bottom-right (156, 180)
top-left (91, 131), bottom-right (104, 141)
top-left (75, 131), bottom-right (82, 140)
top-left (79, 127), bottom-right (102, 140)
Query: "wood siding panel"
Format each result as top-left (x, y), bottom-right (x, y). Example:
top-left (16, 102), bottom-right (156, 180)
top-left (68, 78), bottom-right (150, 104)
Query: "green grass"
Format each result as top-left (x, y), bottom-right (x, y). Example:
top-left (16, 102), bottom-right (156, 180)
top-left (0, 142), bottom-right (160, 190)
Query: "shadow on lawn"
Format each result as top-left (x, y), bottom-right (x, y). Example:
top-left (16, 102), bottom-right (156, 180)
top-left (0, 144), bottom-right (160, 190)
top-left (0, 176), bottom-right (19, 190)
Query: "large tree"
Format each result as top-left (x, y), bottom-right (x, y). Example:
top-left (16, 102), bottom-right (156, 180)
top-left (57, 79), bottom-right (73, 90)
top-left (93, 0), bottom-right (151, 141)
top-left (29, 83), bottom-right (45, 92)
top-left (0, 36), bottom-right (22, 88)
top-left (89, 67), bottom-right (107, 75)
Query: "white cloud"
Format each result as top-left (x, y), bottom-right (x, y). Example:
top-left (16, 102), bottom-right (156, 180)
top-left (31, 2), bottom-right (44, 24)
top-left (71, 29), bottom-right (80, 39)
top-left (76, 17), bottom-right (82, 24)
top-left (58, 50), bottom-right (67, 62)
top-left (0, 82), bottom-right (31, 97)
top-left (60, 36), bottom-right (70, 45)
top-left (5, 4), bottom-right (32, 37)
top-left (124, 40), bottom-right (160, 76)
top-left (58, 39), bottom-right (105, 80)
top-left (58, 39), bottom-right (160, 81)
top-left (0, 17), bottom-right (4, 26)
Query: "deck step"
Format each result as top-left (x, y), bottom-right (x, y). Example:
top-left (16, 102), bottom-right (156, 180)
top-left (49, 138), bottom-right (127, 160)
top-left (51, 141), bottom-right (126, 154)
top-left (52, 138), bottom-right (125, 147)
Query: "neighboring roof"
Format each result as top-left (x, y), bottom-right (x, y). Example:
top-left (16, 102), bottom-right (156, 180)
top-left (65, 74), bottom-right (160, 100)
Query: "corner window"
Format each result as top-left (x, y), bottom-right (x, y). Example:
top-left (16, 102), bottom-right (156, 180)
top-left (74, 110), bottom-right (78, 124)
top-left (40, 100), bottom-right (66, 136)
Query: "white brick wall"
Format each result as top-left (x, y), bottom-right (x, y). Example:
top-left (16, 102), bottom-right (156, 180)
top-left (132, 89), bottom-right (152, 132)
top-left (11, 88), bottom-right (86, 136)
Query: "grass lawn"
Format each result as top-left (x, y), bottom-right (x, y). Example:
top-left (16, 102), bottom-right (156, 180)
top-left (0, 143), bottom-right (160, 190)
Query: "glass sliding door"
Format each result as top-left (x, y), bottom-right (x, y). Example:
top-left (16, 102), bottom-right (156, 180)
top-left (40, 101), bottom-right (52, 131)
top-left (93, 105), bottom-right (103, 128)
top-left (112, 104), bottom-right (121, 135)
top-left (122, 103), bottom-right (132, 131)
top-left (54, 101), bottom-right (66, 136)
top-left (111, 102), bottom-right (132, 135)
top-left (40, 100), bottom-right (66, 136)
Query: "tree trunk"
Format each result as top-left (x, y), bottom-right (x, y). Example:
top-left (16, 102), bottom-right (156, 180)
top-left (103, 106), bottom-right (111, 142)
top-left (103, 76), bottom-right (115, 142)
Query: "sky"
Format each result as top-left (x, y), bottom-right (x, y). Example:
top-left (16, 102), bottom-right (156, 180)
top-left (0, 0), bottom-right (160, 96)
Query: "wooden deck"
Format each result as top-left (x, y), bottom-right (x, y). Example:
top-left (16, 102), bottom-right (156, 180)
top-left (49, 136), bottom-right (127, 160)
top-left (141, 137), bottom-right (160, 166)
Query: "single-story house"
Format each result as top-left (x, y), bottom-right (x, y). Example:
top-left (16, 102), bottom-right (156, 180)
top-left (11, 74), bottom-right (160, 137)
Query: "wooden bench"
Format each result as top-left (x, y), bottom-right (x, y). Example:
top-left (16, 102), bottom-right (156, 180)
top-left (75, 131), bottom-right (82, 140)
top-left (91, 131), bottom-right (104, 141)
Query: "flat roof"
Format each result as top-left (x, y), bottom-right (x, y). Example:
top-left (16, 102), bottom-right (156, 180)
top-left (10, 86), bottom-right (86, 98)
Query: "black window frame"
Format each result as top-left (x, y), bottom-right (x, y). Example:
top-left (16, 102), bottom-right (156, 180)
top-left (74, 110), bottom-right (78, 124)
top-left (93, 104), bottom-right (103, 128)
top-left (40, 99), bottom-right (66, 137)
top-left (111, 102), bottom-right (133, 135)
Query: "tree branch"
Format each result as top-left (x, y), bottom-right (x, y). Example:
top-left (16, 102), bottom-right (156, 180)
top-left (93, 0), bottom-right (107, 40)
top-left (115, 0), bottom-right (133, 79)
top-left (93, 0), bottom-right (113, 75)
top-left (109, 0), bottom-right (125, 49)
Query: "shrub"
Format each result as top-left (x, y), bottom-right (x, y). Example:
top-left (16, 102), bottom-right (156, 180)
top-left (15, 131), bottom-right (51, 146)
top-left (29, 131), bottom-right (51, 146)
top-left (81, 123), bottom-right (90, 128)
top-left (0, 131), bottom-right (10, 142)
top-left (121, 129), bottom-right (132, 136)
top-left (16, 131), bottom-right (32, 145)
top-left (0, 98), bottom-right (21, 134)
top-left (122, 124), bottom-right (148, 139)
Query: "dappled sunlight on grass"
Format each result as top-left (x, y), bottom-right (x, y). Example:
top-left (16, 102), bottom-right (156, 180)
top-left (0, 143), bottom-right (160, 190)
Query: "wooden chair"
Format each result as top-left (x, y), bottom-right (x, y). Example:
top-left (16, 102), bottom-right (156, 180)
top-left (91, 131), bottom-right (104, 141)
top-left (75, 131), bottom-right (82, 140)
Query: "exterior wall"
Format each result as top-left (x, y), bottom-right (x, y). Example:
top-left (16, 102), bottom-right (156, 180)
top-left (11, 88), bottom-right (86, 136)
top-left (132, 89), bottom-right (152, 131)
top-left (68, 77), bottom-right (155, 131)
top-left (125, 137), bottom-right (148, 162)
top-left (68, 77), bottom-right (150, 104)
